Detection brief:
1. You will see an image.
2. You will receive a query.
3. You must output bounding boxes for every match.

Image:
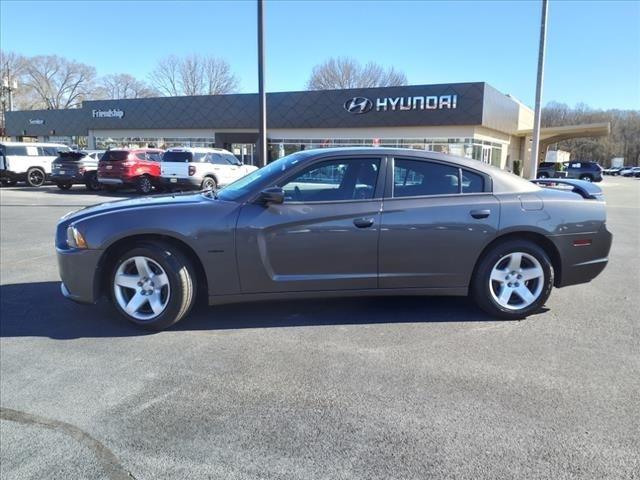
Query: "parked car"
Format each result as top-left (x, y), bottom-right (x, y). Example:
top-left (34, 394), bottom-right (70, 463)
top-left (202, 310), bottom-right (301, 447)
top-left (0, 142), bottom-right (71, 187)
top-left (51, 150), bottom-right (105, 191)
top-left (160, 147), bottom-right (258, 191)
top-left (620, 167), bottom-right (640, 177)
top-left (56, 148), bottom-right (612, 330)
top-left (97, 148), bottom-right (164, 194)
top-left (603, 166), bottom-right (623, 176)
top-left (537, 161), bottom-right (603, 182)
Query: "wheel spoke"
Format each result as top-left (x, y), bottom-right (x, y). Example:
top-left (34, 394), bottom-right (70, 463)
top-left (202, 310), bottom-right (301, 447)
top-left (498, 285), bottom-right (513, 305)
top-left (115, 274), bottom-right (140, 289)
top-left (507, 253), bottom-right (522, 271)
top-left (490, 269), bottom-right (508, 282)
top-left (135, 257), bottom-right (152, 278)
top-left (514, 286), bottom-right (535, 305)
top-left (125, 292), bottom-right (147, 315)
top-left (520, 266), bottom-right (543, 281)
top-left (154, 273), bottom-right (169, 288)
top-left (148, 293), bottom-right (165, 315)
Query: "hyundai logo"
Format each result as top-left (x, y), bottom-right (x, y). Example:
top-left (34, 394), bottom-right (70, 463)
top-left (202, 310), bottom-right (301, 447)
top-left (344, 97), bottom-right (373, 114)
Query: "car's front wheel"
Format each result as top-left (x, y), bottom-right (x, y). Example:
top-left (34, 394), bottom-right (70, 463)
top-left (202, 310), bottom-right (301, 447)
top-left (110, 242), bottom-right (196, 330)
top-left (471, 240), bottom-right (553, 320)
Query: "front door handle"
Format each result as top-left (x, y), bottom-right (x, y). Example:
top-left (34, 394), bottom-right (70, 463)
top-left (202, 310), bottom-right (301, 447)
top-left (353, 217), bottom-right (375, 228)
top-left (470, 209), bottom-right (491, 219)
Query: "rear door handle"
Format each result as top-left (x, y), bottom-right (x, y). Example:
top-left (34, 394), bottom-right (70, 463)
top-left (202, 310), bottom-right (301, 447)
top-left (353, 217), bottom-right (375, 228)
top-left (470, 209), bottom-right (491, 219)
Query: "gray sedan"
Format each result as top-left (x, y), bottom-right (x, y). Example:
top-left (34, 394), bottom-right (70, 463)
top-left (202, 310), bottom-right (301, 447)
top-left (56, 148), bottom-right (612, 330)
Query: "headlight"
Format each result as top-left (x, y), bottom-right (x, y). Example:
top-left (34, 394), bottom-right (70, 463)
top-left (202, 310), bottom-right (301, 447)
top-left (66, 225), bottom-right (88, 249)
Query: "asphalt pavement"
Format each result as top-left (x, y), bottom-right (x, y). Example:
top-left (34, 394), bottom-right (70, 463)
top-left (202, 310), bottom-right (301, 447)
top-left (1, 179), bottom-right (638, 480)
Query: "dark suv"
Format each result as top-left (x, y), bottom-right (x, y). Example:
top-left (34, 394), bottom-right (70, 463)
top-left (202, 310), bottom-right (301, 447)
top-left (51, 150), bottom-right (104, 191)
top-left (537, 161), bottom-right (603, 182)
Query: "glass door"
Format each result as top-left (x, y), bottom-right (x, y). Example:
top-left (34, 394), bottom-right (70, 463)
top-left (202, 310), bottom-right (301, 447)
top-left (481, 145), bottom-right (492, 164)
top-left (231, 143), bottom-right (256, 165)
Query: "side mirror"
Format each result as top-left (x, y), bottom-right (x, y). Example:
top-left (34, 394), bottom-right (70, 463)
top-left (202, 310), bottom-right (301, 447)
top-left (258, 187), bottom-right (284, 205)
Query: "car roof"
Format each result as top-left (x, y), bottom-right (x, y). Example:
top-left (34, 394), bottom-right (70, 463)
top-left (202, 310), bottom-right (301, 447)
top-left (165, 147), bottom-right (229, 153)
top-left (297, 147), bottom-right (539, 194)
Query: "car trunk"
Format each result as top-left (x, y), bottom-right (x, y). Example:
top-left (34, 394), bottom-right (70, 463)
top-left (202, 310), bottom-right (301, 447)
top-left (161, 151), bottom-right (193, 178)
top-left (54, 151), bottom-right (91, 175)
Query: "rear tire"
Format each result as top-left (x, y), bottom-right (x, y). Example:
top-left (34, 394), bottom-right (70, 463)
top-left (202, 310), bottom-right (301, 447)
top-left (26, 167), bottom-right (46, 187)
top-left (56, 182), bottom-right (73, 191)
top-left (136, 175), bottom-right (153, 194)
top-left (538, 173), bottom-right (549, 179)
top-left (471, 239), bottom-right (553, 320)
top-left (579, 174), bottom-right (592, 182)
top-left (109, 242), bottom-right (197, 330)
top-left (201, 176), bottom-right (217, 191)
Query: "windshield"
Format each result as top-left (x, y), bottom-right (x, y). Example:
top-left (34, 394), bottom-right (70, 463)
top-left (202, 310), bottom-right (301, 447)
top-left (215, 152), bottom-right (308, 201)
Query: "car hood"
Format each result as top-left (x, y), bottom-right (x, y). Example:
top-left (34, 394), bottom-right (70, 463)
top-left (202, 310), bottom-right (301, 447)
top-left (61, 192), bottom-right (210, 224)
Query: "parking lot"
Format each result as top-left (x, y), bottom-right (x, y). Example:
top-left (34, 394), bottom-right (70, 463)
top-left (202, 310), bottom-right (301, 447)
top-left (0, 178), bottom-right (638, 479)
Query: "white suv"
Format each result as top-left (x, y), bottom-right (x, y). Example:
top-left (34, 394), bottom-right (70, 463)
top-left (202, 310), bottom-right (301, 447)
top-left (1, 142), bottom-right (71, 187)
top-left (160, 147), bottom-right (258, 191)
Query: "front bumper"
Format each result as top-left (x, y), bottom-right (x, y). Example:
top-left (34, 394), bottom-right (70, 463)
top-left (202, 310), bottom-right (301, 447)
top-left (57, 247), bottom-right (104, 304)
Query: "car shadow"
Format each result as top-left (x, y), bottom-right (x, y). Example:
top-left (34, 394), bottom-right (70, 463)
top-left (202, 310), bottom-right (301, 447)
top-left (1, 185), bottom-right (143, 198)
top-left (0, 282), bottom-right (498, 340)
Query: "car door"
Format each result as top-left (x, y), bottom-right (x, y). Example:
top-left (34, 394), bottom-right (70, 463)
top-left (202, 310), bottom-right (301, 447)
top-left (378, 157), bottom-right (499, 289)
top-left (235, 155), bottom-right (385, 293)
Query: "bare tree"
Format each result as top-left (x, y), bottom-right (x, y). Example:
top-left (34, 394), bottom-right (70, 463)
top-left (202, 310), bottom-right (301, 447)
top-left (149, 54), bottom-right (238, 96)
top-left (22, 55), bottom-right (96, 109)
top-left (97, 73), bottom-right (157, 99)
top-left (306, 57), bottom-right (408, 90)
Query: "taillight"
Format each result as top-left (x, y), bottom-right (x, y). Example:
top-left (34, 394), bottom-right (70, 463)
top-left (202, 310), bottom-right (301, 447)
top-left (188, 165), bottom-right (196, 176)
top-left (122, 161), bottom-right (135, 167)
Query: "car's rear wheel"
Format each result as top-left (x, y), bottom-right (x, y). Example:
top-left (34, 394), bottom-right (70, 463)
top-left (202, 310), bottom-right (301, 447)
top-left (110, 242), bottom-right (196, 330)
top-left (201, 176), bottom-right (217, 191)
top-left (538, 173), bottom-right (549, 179)
top-left (471, 239), bottom-right (553, 320)
top-left (26, 167), bottom-right (46, 187)
top-left (56, 182), bottom-right (73, 190)
top-left (85, 172), bottom-right (101, 191)
top-left (136, 175), bottom-right (153, 194)
top-left (579, 174), bottom-right (593, 182)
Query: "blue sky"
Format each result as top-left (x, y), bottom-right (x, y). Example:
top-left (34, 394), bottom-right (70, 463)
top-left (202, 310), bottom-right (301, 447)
top-left (1, 0), bottom-right (639, 109)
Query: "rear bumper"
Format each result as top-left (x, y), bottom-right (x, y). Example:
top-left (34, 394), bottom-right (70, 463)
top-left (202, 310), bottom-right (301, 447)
top-left (553, 227), bottom-right (613, 287)
top-left (51, 172), bottom-right (85, 184)
top-left (57, 247), bottom-right (103, 304)
top-left (160, 176), bottom-right (202, 189)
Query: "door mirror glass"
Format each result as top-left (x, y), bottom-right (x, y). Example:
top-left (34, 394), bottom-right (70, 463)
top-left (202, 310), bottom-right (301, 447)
top-left (258, 187), bottom-right (285, 205)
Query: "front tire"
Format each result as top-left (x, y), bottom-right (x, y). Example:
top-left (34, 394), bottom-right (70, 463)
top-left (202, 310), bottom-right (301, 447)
top-left (110, 242), bottom-right (196, 330)
top-left (85, 172), bottom-right (101, 191)
top-left (26, 167), bottom-right (46, 187)
top-left (471, 240), bottom-right (553, 320)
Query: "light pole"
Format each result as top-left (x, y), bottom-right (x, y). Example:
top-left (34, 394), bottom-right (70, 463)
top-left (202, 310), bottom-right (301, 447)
top-left (1, 77), bottom-right (18, 136)
top-left (257, 0), bottom-right (267, 167)
top-left (529, 0), bottom-right (549, 179)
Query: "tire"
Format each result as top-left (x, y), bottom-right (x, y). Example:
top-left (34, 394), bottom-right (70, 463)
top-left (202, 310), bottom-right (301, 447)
top-left (471, 239), bottom-right (553, 320)
top-left (201, 176), bottom-right (217, 191)
top-left (579, 174), bottom-right (592, 182)
top-left (136, 175), bottom-right (153, 194)
top-left (26, 167), bottom-right (46, 187)
top-left (85, 172), bottom-right (101, 191)
top-left (109, 242), bottom-right (197, 330)
top-left (56, 182), bottom-right (73, 191)
top-left (538, 173), bottom-right (549, 179)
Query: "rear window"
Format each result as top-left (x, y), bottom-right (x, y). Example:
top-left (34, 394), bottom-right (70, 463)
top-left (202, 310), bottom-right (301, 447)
top-left (163, 151), bottom-right (193, 163)
top-left (57, 151), bottom-right (87, 161)
top-left (4, 146), bottom-right (28, 156)
top-left (101, 151), bottom-right (130, 162)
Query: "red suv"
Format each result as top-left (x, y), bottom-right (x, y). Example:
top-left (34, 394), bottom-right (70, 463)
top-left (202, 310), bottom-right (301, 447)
top-left (97, 148), bottom-right (164, 193)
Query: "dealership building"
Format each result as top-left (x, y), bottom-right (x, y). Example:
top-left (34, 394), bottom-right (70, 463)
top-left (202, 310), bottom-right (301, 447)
top-left (4, 82), bottom-right (609, 175)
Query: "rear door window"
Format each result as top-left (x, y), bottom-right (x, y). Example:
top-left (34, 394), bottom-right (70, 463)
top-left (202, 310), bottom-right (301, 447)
top-left (38, 146), bottom-right (60, 156)
top-left (461, 169), bottom-right (485, 193)
top-left (162, 151), bottom-right (193, 163)
top-left (101, 151), bottom-right (129, 162)
top-left (393, 159), bottom-right (459, 197)
top-left (147, 152), bottom-right (162, 162)
top-left (210, 153), bottom-right (228, 165)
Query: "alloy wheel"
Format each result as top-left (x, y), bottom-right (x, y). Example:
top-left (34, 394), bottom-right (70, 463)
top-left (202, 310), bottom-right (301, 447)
top-left (489, 252), bottom-right (544, 311)
top-left (28, 169), bottom-right (45, 187)
top-left (113, 256), bottom-right (171, 321)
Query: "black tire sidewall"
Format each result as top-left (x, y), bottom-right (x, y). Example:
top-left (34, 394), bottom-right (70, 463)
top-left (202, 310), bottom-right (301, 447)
top-left (136, 176), bottom-right (153, 194)
top-left (109, 243), bottom-right (196, 330)
top-left (472, 240), bottom-right (553, 320)
top-left (56, 182), bottom-right (72, 190)
top-left (85, 172), bottom-right (101, 191)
